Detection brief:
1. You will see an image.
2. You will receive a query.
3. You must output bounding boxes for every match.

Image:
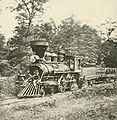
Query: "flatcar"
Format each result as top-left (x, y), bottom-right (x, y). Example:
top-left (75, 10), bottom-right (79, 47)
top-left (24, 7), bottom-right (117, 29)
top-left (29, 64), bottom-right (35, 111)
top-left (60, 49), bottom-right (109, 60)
top-left (80, 64), bottom-right (117, 86)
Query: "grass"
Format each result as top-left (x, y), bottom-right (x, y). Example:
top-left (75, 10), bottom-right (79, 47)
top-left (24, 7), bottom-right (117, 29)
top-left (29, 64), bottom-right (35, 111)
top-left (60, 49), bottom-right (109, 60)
top-left (1, 78), bottom-right (117, 120)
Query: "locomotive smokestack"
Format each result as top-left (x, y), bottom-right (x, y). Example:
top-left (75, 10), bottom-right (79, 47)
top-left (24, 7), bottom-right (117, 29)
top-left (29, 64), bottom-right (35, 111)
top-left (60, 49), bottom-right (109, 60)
top-left (30, 39), bottom-right (48, 58)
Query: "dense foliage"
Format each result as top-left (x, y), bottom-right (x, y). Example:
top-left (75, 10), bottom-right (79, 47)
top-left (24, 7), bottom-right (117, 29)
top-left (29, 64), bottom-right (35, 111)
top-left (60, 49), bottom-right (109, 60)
top-left (7, 0), bottom-right (48, 68)
top-left (32, 17), bottom-right (102, 63)
top-left (0, 34), bottom-right (13, 76)
top-left (98, 19), bottom-right (117, 67)
top-left (101, 40), bottom-right (117, 67)
top-left (7, 16), bottom-right (102, 68)
top-left (0, 1), bottom-right (117, 76)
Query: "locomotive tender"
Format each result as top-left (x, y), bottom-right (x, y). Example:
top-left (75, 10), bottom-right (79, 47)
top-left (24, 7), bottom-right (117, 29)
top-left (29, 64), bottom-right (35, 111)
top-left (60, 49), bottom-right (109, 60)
top-left (18, 40), bottom-right (117, 98)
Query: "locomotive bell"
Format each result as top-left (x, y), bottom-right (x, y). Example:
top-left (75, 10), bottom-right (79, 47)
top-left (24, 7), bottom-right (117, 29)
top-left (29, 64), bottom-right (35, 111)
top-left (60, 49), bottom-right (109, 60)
top-left (30, 40), bottom-right (48, 58)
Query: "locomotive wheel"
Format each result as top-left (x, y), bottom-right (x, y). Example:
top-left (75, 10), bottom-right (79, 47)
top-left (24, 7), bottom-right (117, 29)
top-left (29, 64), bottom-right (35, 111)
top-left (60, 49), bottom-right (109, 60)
top-left (40, 86), bottom-right (45, 97)
top-left (59, 80), bottom-right (67, 92)
top-left (50, 86), bottom-right (55, 95)
top-left (59, 85), bottom-right (66, 92)
top-left (70, 83), bottom-right (76, 91)
top-left (106, 78), bottom-right (111, 83)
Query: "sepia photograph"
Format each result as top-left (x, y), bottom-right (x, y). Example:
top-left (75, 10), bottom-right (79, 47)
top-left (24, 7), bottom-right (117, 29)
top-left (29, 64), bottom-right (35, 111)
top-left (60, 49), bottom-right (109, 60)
top-left (0, 0), bottom-right (117, 120)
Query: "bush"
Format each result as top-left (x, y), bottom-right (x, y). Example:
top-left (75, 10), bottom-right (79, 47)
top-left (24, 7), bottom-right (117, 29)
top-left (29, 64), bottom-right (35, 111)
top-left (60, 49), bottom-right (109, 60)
top-left (0, 76), bottom-right (17, 100)
top-left (0, 60), bottom-right (14, 76)
top-left (72, 82), bottom-right (117, 98)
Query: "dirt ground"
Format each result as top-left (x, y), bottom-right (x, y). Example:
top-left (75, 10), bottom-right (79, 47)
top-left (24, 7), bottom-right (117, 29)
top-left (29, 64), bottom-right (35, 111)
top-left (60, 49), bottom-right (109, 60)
top-left (0, 90), bottom-right (117, 120)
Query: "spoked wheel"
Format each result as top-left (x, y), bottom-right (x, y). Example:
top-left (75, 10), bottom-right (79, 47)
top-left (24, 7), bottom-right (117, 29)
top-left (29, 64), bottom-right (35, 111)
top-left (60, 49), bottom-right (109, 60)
top-left (59, 80), bottom-right (67, 93)
top-left (59, 85), bottom-right (65, 92)
top-left (70, 82), bottom-right (76, 91)
top-left (40, 86), bottom-right (45, 97)
top-left (106, 78), bottom-right (111, 83)
top-left (50, 86), bottom-right (55, 95)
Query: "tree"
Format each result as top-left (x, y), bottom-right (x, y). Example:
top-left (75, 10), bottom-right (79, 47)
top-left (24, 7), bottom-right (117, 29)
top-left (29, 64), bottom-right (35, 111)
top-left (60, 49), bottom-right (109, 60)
top-left (78, 24), bottom-right (101, 63)
top-left (98, 18), bottom-right (117, 67)
top-left (7, 0), bottom-right (48, 67)
top-left (32, 20), bottom-right (58, 51)
top-left (98, 18), bottom-right (117, 42)
top-left (8, 0), bottom-right (48, 48)
top-left (101, 40), bottom-right (117, 67)
top-left (13, 0), bottom-right (48, 35)
top-left (0, 33), bottom-right (13, 76)
top-left (47, 17), bottom-right (101, 63)
top-left (0, 34), bottom-right (7, 60)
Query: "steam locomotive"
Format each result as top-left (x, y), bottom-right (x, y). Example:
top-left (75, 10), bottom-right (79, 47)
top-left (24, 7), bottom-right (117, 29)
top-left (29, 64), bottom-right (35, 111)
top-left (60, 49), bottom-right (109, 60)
top-left (18, 40), bottom-right (82, 98)
top-left (17, 40), bottom-right (117, 98)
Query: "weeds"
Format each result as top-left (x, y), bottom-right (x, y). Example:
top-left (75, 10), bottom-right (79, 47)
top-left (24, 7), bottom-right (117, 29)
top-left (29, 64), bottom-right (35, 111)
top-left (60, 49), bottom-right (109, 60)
top-left (72, 82), bottom-right (117, 99)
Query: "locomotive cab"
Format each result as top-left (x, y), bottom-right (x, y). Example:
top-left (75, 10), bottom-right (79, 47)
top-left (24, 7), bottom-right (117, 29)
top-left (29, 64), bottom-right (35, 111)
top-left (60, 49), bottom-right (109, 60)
top-left (64, 55), bottom-right (81, 72)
